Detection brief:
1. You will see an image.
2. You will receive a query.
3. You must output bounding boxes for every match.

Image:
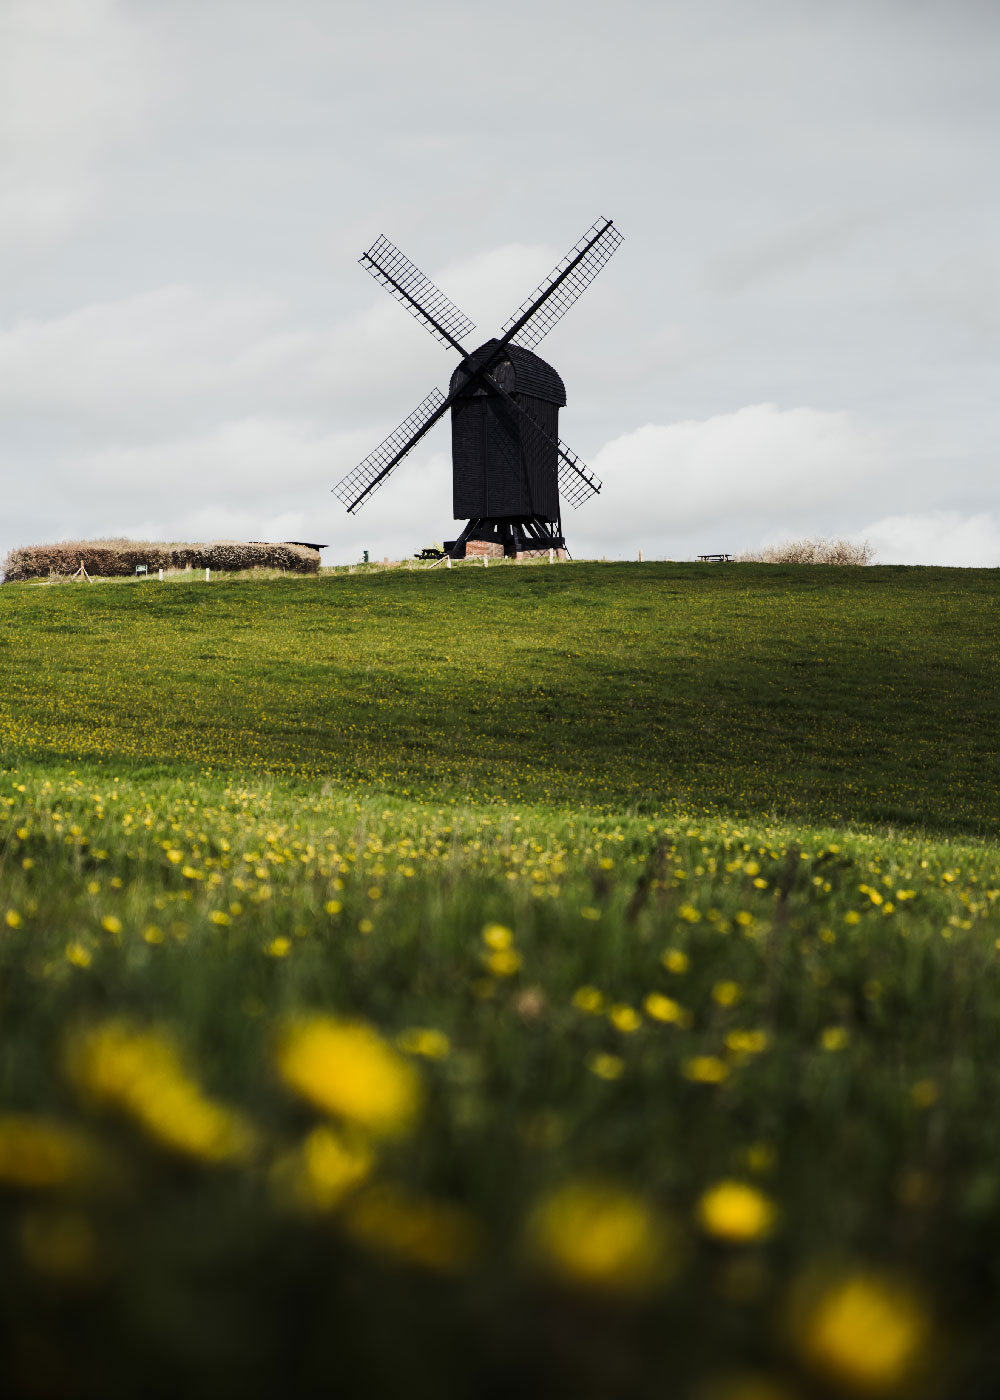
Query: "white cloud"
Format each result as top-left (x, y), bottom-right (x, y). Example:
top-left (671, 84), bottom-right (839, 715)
top-left (862, 510), bottom-right (1000, 567)
top-left (575, 404), bottom-right (886, 558)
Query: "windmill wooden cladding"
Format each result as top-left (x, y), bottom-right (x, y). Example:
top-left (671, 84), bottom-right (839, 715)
top-left (3, 542), bottom-right (320, 583)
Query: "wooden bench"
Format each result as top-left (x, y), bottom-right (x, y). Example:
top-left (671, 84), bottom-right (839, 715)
top-left (697, 553), bottom-right (732, 563)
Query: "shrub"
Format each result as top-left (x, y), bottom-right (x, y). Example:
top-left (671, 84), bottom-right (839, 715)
top-left (2, 540), bottom-right (320, 583)
top-left (736, 537), bottom-right (874, 566)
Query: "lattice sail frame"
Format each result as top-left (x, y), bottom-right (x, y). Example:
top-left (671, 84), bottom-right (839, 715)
top-left (332, 388), bottom-right (446, 513)
top-left (500, 218), bottom-right (624, 352)
top-left (360, 236), bottom-right (475, 350)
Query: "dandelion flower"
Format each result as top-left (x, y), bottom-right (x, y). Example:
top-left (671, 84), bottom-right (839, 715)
top-left (696, 1180), bottom-right (776, 1243)
top-left (795, 1271), bottom-right (929, 1392)
top-left (276, 1016), bottom-right (421, 1137)
top-left (525, 1181), bottom-right (670, 1294)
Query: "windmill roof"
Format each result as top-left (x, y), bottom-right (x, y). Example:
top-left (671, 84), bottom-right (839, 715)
top-left (449, 340), bottom-right (566, 406)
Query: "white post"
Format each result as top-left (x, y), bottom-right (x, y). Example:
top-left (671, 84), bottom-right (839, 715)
top-left (446, 556), bottom-right (452, 569)
top-left (549, 548), bottom-right (554, 564)
top-left (159, 568), bottom-right (164, 582)
top-left (638, 549), bottom-right (643, 563)
top-left (483, 555), bottom-right (488, 568)
top-left (205, 567), bottom-right (210, 582)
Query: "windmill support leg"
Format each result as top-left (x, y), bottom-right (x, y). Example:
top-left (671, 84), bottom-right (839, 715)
top-left (444, 517), bottom-right (566, 560)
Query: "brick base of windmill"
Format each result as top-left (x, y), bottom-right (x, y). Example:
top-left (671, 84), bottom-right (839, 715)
top-left (463, 540), bottom-right (567, 561)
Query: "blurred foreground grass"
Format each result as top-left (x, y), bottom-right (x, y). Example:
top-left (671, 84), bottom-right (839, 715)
top-left (0, 563), bottom-right (999, 1398)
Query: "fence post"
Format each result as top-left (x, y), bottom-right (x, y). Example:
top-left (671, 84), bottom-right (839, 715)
top-left (446, 556), bottom-right (452, 569)
top-left (159, 568), bottom-right (164, 582)
top-left (205, 567), bottom-right (210, 582)
top-left (638, 549), bottom-right (643, 563)
top-left (549, 548), bottom-right (554, 564)
top-left (483, 556), bottom-right (488, 568)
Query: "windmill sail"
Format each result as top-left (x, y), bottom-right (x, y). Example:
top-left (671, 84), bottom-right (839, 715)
top-left (360, 236), bottom-right (475, 352)
top-left (499, 217), bottom-right (623, 353)
top-left (332, 388), bottom-right (448, 513)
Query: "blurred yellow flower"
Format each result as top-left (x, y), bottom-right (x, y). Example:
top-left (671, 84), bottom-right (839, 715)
top-left (587, 1053), bottom-right (625, 1081)
top-left (820, 1026), bottom-right (850, 1051)
top-left (713, 981), bottom-right (742, 1007)
top-left (65, 942), bottom-right (92, 968)
top-left (572, 985), bottom-right (604, 1014)
top-left (0, 1116), bottom-right (99, 1190)
top-left (5, 910), bottom-right (22, 929)
top-left (795, 1271), bottom-right (929, 1392)
top-left (66, 1021), bottom-right (254, 1164)
top-left (725, 1029), bottom-right (770, 1054)
top-left (910, 1079), bottom-right (939, 1109)
top-left (266, 937), bottom-right (291, 957)
top-left (481, 922), bottom-right (513, 950)
top-left (343, 1184), bottom-right (480, 1273)
top-left (100, 915), bottom-right (122, 935)
top-left (661, 948), bottom-right (690, 973)
top-left (644, 992), bottom-right (688, 1025)
top-left (484, 947), bottom-right (521, 977)
top-left (396, 1027), bottom-right (451, 1059)
top-left (696, 1180), bottom-right (776, 1243)
top-left (271, 1125), bottom-right (374, 1212)
top-left (276, 1016), bottom-right (421, 1137)
top-left (209, 910), bottom-right (231, 926)
top-left (609, 1004), bottom-right (641, 1033)
top-left (525, 1181), bottom-right (670, 1294)
top-left (682, 1056), bottom-right (729, 1084)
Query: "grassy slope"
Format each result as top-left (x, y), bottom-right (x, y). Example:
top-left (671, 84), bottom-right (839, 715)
top-left (0, 563), bottom-right (999, 1399)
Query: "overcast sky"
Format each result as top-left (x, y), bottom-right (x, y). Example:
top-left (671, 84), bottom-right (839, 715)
top-left (2, 0), bottom-right (998, 568)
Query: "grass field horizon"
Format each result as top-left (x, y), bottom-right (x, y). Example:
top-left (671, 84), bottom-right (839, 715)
top-left (1, 562), bottom-right (998, 1397)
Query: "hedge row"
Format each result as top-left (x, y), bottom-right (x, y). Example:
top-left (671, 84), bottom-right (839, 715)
top-left (2, 541), bottom-right (320, 583)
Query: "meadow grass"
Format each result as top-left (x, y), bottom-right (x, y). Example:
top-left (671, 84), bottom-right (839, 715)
top-left (0, 562), bottom-right (998, 1398)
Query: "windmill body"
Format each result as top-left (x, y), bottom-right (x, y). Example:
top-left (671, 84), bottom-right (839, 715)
top-left (448, 340), bottom-right (565, 557)
top-left (333, 218), bottom-right (622, 558)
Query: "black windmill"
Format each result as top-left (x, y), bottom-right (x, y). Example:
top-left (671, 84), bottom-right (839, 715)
top-left (332, 217), bottom-right (623, 558)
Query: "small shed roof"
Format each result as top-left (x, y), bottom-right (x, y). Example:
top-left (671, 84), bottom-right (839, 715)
top-left (449, 340), bottom-right (566, 406)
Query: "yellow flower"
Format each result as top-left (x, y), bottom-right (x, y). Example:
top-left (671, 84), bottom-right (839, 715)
top-left (484, 947), bottom-right (521, 977)
top-left (358, 918), bottom-right (374, 934)
top-left (678, 903), bottom-right (701, 923)
top-left (795, 1271), bottom-right (929, 1392)
top-left (682, 1056), bottom-right (729, 1084)
top-left (572, 985), bottom-right (605, 1014)
top-left (209, 910), bottom-right (231, 926)
top-left (343, 1184), bottom-right (480, 1273)
top-left (696, 1180), bottom-right (776, 1243)
top-left (276, 1016), bottom-right (421, 1137)
top-left (580, 906), bottom-right (602, 921)
top-left (661, 948), bottom-right (689, 973)
top-left (587, 1053), bottom-right (624, 1081)
top-left (0, 1116), bottom-right (99, 1189)
top-left (324, 899), bottom-right (342, 915)
top-left (266, 937), bottom-right (291, 958)
top-left (609, 1003), bottom-right (641, 1033)
top-left (100, 915), bottom-right (122, 935)
top-left (725, 1029), bottom-right (770, 1054)
top-left (525, 1181), bottom-right (669, 1294)
top-left (271, 1125), bottom-right (374, 1212)
top-left (65, 942), bottom-right (92, 969)
top-left (644, 992), bottom-right (688, 1025)
top-left (820, 1026), bottom-right (850, 1052)
top-left (5, 910), bottom-right (23, 929)
top-left (481, 922), bottom-right (513, 950)
top-left (712, 981), bottom-right (742, 1007)
top-left (396, 1027), bottom-right (451, 1059)
top-left (66, 1021), bottom-right (254, 1164)
top-left (910, 1079), bottom-right (939, 1109)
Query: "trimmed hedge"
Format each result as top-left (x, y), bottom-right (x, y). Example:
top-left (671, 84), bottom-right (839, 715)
top-left (3, 540), bottom-right (320, 583)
